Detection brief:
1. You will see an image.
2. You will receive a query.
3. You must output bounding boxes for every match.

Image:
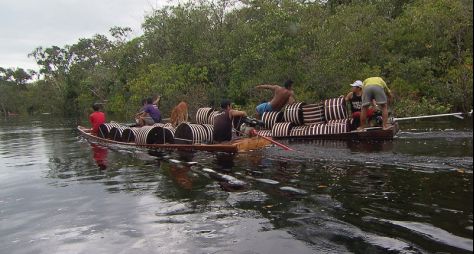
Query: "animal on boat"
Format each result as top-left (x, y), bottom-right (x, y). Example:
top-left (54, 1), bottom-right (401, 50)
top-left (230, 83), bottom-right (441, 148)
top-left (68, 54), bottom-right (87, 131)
top-left (170, 101), bottom-right (189, 127)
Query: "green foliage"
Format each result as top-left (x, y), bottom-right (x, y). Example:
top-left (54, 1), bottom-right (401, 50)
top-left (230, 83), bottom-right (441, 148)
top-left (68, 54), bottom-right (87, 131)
top-left (393, 96), bottom-right (452, 117)
top-left (1, 0), bottom-right (472, 119)
top-left (127, 63), bottom-right (211, 117)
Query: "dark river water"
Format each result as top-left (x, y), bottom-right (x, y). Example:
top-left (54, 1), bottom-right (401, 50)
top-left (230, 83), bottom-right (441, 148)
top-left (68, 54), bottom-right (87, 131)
top-left (0, 116), bottom-right (472, 254)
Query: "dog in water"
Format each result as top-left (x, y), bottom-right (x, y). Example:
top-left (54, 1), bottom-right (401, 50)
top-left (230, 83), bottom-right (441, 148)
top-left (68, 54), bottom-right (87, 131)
top-left (170, 101), bottom-right (189, 127)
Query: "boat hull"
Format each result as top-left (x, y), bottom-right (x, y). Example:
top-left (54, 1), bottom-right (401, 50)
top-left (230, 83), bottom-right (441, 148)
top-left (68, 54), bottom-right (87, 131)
top-left (274, 124), bottom-right (398, 141)
top-left (78, 126), bottom-right (271, 153)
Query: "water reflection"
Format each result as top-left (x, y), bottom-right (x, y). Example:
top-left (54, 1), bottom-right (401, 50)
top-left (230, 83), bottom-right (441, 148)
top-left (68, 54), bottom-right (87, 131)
top-left (291, 139), bottom-right (394, 153)
top-left (167, 163), bottom-right (193, 190)
top-left (214, 153), bottom-right (235, 171)
top-left (91, 144), bottom-right (108, 170)
top-left (1, 117), bottom-right (472, 254)
top-left (347, 140), bottom-right (394, 153)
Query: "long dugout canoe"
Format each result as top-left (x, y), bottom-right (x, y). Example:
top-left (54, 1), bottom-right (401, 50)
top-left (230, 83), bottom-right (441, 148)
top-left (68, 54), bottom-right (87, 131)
top-left (272, 124), bottom-right (399, 141)
top-left (78, 126), bottom-right (271, 153)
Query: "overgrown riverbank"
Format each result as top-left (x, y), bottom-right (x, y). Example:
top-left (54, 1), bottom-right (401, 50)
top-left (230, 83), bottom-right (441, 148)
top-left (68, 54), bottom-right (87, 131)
top-left (1, 0), bottom-right (472, 119)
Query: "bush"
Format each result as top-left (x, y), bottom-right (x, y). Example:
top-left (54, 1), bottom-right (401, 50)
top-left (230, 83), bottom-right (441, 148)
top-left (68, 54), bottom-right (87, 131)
top-left (393, 96), bottom-right (452, 117)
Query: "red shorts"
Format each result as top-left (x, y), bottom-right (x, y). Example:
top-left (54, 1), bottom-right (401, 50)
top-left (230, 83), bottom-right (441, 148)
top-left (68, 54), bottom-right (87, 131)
top-left (352, 108), bottom-right (374, 119)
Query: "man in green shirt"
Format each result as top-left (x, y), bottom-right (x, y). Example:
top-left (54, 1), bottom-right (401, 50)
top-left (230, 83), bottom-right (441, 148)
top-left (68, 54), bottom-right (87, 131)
top-left (359, 77), bottom-right (393, 130)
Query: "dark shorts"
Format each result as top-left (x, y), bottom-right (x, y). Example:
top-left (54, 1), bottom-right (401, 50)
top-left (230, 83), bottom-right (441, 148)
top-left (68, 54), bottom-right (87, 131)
top-left (362, 85), bottom-right (387, 106)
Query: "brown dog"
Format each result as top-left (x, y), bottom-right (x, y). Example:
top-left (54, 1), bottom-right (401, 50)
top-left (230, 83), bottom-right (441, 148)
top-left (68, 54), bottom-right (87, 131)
top-left (170, 101), bottom-right (189, 127)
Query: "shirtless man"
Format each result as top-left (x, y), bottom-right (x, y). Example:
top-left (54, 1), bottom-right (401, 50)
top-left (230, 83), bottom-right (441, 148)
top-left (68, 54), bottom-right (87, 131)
top-left (255, 79), bottom-right (296, 119)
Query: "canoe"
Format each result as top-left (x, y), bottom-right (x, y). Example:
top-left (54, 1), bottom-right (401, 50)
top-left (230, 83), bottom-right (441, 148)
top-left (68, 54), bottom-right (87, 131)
top-left (253, 97), bottom-right (399, 141)
top-left (77, 126), bottom-right (272, 153)
top-left (273, 124), bottom-right (399, 141)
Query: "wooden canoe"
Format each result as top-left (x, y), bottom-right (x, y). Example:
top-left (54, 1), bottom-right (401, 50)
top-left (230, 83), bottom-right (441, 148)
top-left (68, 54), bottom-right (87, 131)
top-left (77, 126), bottom-right (272, 153)
top-left (273, 124), bottom-right (399, 141)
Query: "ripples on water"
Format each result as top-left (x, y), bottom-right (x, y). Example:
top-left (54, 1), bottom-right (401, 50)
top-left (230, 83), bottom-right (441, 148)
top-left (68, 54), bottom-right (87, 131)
top-left (0, 117), bottom-right (472, 254)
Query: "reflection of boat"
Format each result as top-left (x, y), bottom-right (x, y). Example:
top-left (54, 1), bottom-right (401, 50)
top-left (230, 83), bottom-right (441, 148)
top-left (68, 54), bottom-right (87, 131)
top-left (77, 126), bottom-right (271, 153)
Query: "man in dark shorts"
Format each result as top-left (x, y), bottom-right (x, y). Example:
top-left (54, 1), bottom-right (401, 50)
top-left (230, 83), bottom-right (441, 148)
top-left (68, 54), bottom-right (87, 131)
top-left (359, 77), bottom-right (393, 131)
top-left (255, 79), bottom-right (296, 119)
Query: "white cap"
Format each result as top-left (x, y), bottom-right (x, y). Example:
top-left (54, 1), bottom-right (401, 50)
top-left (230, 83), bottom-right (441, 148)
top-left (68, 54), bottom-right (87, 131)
top-left (350, 80), bottom-right (363, 88)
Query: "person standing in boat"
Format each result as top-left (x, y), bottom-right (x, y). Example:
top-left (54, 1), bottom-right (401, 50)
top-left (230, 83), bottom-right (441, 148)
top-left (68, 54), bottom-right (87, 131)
top-left (255, 79), bottom-right (296, 119)
top-left (136, 97), bottom-right (162, 126)
top-left (213, 99), bottom-right (247, 143)
top-left (345, 80), bottom-right (375, 130)
top-left (359, 77), bottom-right (393, 131)
top-left (89, 103), bottom-right (105, 136)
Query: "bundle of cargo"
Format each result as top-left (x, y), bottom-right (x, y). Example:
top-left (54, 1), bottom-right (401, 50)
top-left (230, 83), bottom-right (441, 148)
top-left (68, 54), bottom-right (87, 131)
top-left (255, 96), bottom-right (397, 141)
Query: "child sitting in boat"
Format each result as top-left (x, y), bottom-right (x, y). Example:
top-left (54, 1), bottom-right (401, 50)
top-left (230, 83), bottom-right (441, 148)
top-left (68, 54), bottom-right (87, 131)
top-left (135, 97), bottom-right (162, 126)
top-left (345, 80), bottom-right (375, 130)
top-left (89, 103), bottom-right (105, 136)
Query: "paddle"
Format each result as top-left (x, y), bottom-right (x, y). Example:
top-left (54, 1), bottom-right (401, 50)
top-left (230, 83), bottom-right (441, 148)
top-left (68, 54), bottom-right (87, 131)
top-left (250, 129), bottom-right (295, 151)
top-left (393, 110), bottom-right (473, 122)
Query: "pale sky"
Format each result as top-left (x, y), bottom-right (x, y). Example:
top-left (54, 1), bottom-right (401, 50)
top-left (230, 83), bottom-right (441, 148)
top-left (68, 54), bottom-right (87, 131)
top-left (0, 0), bottom-right (175, 71)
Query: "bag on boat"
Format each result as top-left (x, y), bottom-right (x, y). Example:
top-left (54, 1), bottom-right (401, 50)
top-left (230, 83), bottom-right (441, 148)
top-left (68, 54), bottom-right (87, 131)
top-left (195, 107), bottom-right (214, 125)
top-left (272, 122), bottom-right (295, 137)
top-left (98, 122), bottom-right (122, 138)
top-left (283, 102), bottom-right (306, 126)
top-left (174, 123), bottom-right (213, 144)
top-left (108, 125), bottom-right (128, 141)
top-left (121, 126), bottom-right (174, 144)
top-left (306, 123), bottom-right (329, 135)
top-left (289, 125), bottom-right (310, 137)
top-left (306, 119), bottom-right (351, 135)
top-left (256, 130), bottom-right (272, 137)
top-left (261, 111), bottom-right (284, 130)
top-left (154, 126), bottom-right (175, 144)
top-left (302, 103), bottom-right (325, 125)
top-left (325, 119), bottom-right (351, 134)
top-left (207, 111), bottom-right (221, 125)
top-left (324, 97), bottom-right (348, 121)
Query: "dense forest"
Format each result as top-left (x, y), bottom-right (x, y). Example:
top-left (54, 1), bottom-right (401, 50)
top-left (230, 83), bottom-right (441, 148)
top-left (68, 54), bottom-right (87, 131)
top-left (0, 0), bottom-right (472, 120)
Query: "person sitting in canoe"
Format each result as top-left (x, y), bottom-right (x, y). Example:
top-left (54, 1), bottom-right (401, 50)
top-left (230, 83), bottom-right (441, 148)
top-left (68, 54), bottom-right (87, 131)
top-left (135, 97), bottom-right (162, 126)
top-left (151, 94), bottom-right (161, 111)
top-left (213, 99), bottom-right (247, 143)
top-left (345, 80), bottom-right (375, 130)
top-left (255, 79), bottom-right (296, 119)
top-left (358, 77), bottom-right (393, 131)
top-left (89, 103), bottom-right (105, 136)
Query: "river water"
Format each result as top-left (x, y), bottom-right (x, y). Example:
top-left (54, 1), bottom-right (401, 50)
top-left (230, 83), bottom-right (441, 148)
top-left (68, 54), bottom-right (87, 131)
top-left (0, 116), bottom-right (472, 254)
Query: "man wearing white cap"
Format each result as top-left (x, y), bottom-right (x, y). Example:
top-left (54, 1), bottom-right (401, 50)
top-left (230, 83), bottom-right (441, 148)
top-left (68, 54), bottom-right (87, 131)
top-left (345, 80), bottom-right (374, 129)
